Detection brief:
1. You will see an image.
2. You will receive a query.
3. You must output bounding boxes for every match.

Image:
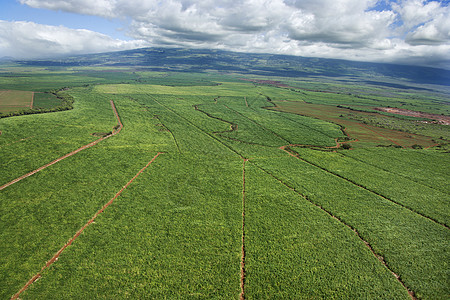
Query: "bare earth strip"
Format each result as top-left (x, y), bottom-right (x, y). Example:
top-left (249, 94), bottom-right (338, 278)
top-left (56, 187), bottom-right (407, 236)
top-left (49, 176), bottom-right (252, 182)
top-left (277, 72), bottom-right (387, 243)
top-left (10, 152), bottom-right (163, 300)
top-left (240, 158), bottom-right (247, 300)
top-left (30, 92), bottom-right (34, 108)
top-left (0, 100), bottom-right (122, 191)
top-left (375, 107), bottom-right (450, 125)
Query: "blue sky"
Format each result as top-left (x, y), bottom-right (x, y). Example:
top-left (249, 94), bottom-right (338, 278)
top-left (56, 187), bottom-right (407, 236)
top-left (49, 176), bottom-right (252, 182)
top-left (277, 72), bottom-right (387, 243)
top-left (0, 0), bottom-right (449, 69)
top-left (0, 1), bottom-right (129, 40)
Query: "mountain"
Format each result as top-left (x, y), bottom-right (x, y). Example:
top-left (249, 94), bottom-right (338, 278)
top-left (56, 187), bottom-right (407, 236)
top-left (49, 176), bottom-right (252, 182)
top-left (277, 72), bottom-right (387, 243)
top-left (14, 47), bottom-right (450, 86)
top-left (0, 56), bottom-right (15, 61)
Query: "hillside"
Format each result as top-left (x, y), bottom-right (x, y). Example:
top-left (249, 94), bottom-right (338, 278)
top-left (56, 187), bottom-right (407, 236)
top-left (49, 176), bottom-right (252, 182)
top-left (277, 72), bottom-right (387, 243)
top-left (14, 47), bottom-right (450, 87)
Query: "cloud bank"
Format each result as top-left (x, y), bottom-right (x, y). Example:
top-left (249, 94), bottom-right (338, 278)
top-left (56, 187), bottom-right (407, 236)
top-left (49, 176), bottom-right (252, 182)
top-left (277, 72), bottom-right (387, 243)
top-left (0, 21), bottom-right (147, 59)
top-left (2, 0), bottom-right (448, 68)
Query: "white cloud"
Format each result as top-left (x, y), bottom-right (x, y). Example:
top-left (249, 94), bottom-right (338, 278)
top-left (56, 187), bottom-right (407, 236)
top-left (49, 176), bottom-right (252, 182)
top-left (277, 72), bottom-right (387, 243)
top-left (396, 0), bottom-right (450, 45)
top-left (0, 21), bottom-right (147, 59)
top-left (10, 0), bottom-right (450, 68)
top-left (392, 0), bottom-right (442, 29)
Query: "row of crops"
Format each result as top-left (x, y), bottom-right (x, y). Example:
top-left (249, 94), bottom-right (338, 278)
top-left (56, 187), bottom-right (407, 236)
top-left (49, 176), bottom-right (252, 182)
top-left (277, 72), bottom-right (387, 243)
top-left (0, 80), bottom-right (448, 299)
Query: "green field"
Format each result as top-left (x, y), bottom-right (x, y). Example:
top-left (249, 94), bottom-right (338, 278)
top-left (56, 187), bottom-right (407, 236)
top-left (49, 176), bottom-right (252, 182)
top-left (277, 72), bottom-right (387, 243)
top-left (32, 92), bottom-right (62, 109)
top-left (0, 61), bottom-right (448, 299)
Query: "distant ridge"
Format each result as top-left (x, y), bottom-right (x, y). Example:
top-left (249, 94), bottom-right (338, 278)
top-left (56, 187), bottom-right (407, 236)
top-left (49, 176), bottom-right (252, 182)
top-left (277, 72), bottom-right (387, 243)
top-left (0, 56), bottom-right (15, 61)
top-left (14, 47), bottom-right (450, 86)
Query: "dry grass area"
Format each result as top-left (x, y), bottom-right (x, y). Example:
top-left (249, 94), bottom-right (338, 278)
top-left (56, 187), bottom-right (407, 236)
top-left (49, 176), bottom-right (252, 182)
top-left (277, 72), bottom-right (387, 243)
top-left (0, 90), bottom-right (33, 112)
top-left (270, 101), bottom-right (437, 148)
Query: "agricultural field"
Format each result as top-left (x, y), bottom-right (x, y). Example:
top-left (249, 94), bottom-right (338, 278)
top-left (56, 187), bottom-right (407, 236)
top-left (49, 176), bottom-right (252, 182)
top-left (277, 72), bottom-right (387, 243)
top-left (0, 90), bottom-right (33, 113)
top-left (32, 93), bottom-right (62, 109)
top-left (0, 53), bottom-right (449, 299)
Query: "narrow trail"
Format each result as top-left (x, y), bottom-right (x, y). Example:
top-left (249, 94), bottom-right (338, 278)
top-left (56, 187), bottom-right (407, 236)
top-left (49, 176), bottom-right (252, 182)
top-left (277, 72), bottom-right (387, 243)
top-left (193, 104), bottom-right (238, 135)
top-left (424, 143), bottom-right (439, 149)
top-left (10, 152), bottom-right (163, 300)
top-left (279, 137), bottom-right (352, 152)
top-left (250, 161), bottom-right (416, 300)
top-left (240, 158), bottom-right (247, 300)
top-left (30, 92), bottom-right (34, 108)
top-left (280, 146), bottom-right (449, 229)
top-left (0, 100), bottom-right (122, 191)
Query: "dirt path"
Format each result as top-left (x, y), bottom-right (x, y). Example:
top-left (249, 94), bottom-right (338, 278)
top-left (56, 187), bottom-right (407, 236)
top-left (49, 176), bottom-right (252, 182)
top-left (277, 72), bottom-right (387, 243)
top-left (279, 136), bottom-right (358, 152)
top-left (30, 92), bottom-right (34, 108)
top-left (240, 158), bottom-right (247, 300)
top-left (424, 143), bottom-right (439, 150)
top-left (10, 152), bottom-right (163, 300)
top-left (0, 100), bottom-right (122, 191)
top-left (252, 162), bottom-right (416, 300)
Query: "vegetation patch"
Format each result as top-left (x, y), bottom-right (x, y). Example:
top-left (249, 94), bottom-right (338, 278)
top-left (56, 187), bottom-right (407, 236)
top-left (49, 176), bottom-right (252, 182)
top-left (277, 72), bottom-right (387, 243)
top-left (32, 92), bottom-right (62, 109)
top-left (270, 101), bottom-right (440, 148)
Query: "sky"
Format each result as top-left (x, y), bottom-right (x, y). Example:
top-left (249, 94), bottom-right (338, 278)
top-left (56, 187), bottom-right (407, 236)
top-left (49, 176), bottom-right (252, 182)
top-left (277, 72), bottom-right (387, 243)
top-left (0, 0), bottom-right (449, 69)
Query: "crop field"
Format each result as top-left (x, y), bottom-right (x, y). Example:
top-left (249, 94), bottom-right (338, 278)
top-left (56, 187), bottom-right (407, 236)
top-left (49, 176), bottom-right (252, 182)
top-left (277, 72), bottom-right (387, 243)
top-left (32, 93), bottom-right (62, 109)
top-left (0, 90), bottom-right (33, 113)
top-left (0, 64), bottom-right (448, 299)
top-left (270, 100), bottom-right (441, 148)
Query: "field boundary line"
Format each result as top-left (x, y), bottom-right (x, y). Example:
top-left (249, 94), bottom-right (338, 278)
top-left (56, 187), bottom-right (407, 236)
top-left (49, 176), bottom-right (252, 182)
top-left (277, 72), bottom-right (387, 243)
top-left (126, 96), bottom-right (181, 153)
top-left (424, 143), bottom-right (439, 149)
top-left (263, 102), bottom-right (346, 140)
top-left (149, 96), bottom-right (242, 157)
top-left (251, 161), bottom-right (416, 300)
top-left (10, 152), bottom-right (163, 300)
top-left (338, 150), bottom-right (449, 196)
top-left (0, 100), bottom-right (122, 191)
top-left (281, 146), bottom-right (449, 229)
top-left (240, 158), bottom-right (247, 300)
top-left (224, 104), bottom-right (291, 144)
top-left (271, 108), bottom-right (340, 140)
top-left (30, 92), bottom-right (34, 108)
top-left (153, 114), bottom-right (181, 153)
top-left (193, 104), bottom-right (279, 147)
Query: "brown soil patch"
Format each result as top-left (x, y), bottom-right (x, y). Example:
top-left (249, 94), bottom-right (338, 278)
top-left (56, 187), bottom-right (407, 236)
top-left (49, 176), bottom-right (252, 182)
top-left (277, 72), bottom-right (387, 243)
top-left (10, 152), bottom-right (163, 300)
top-left (375, 107), bottom-right (450, 125)
top-left (270, 101), bottom-right (437, 148)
